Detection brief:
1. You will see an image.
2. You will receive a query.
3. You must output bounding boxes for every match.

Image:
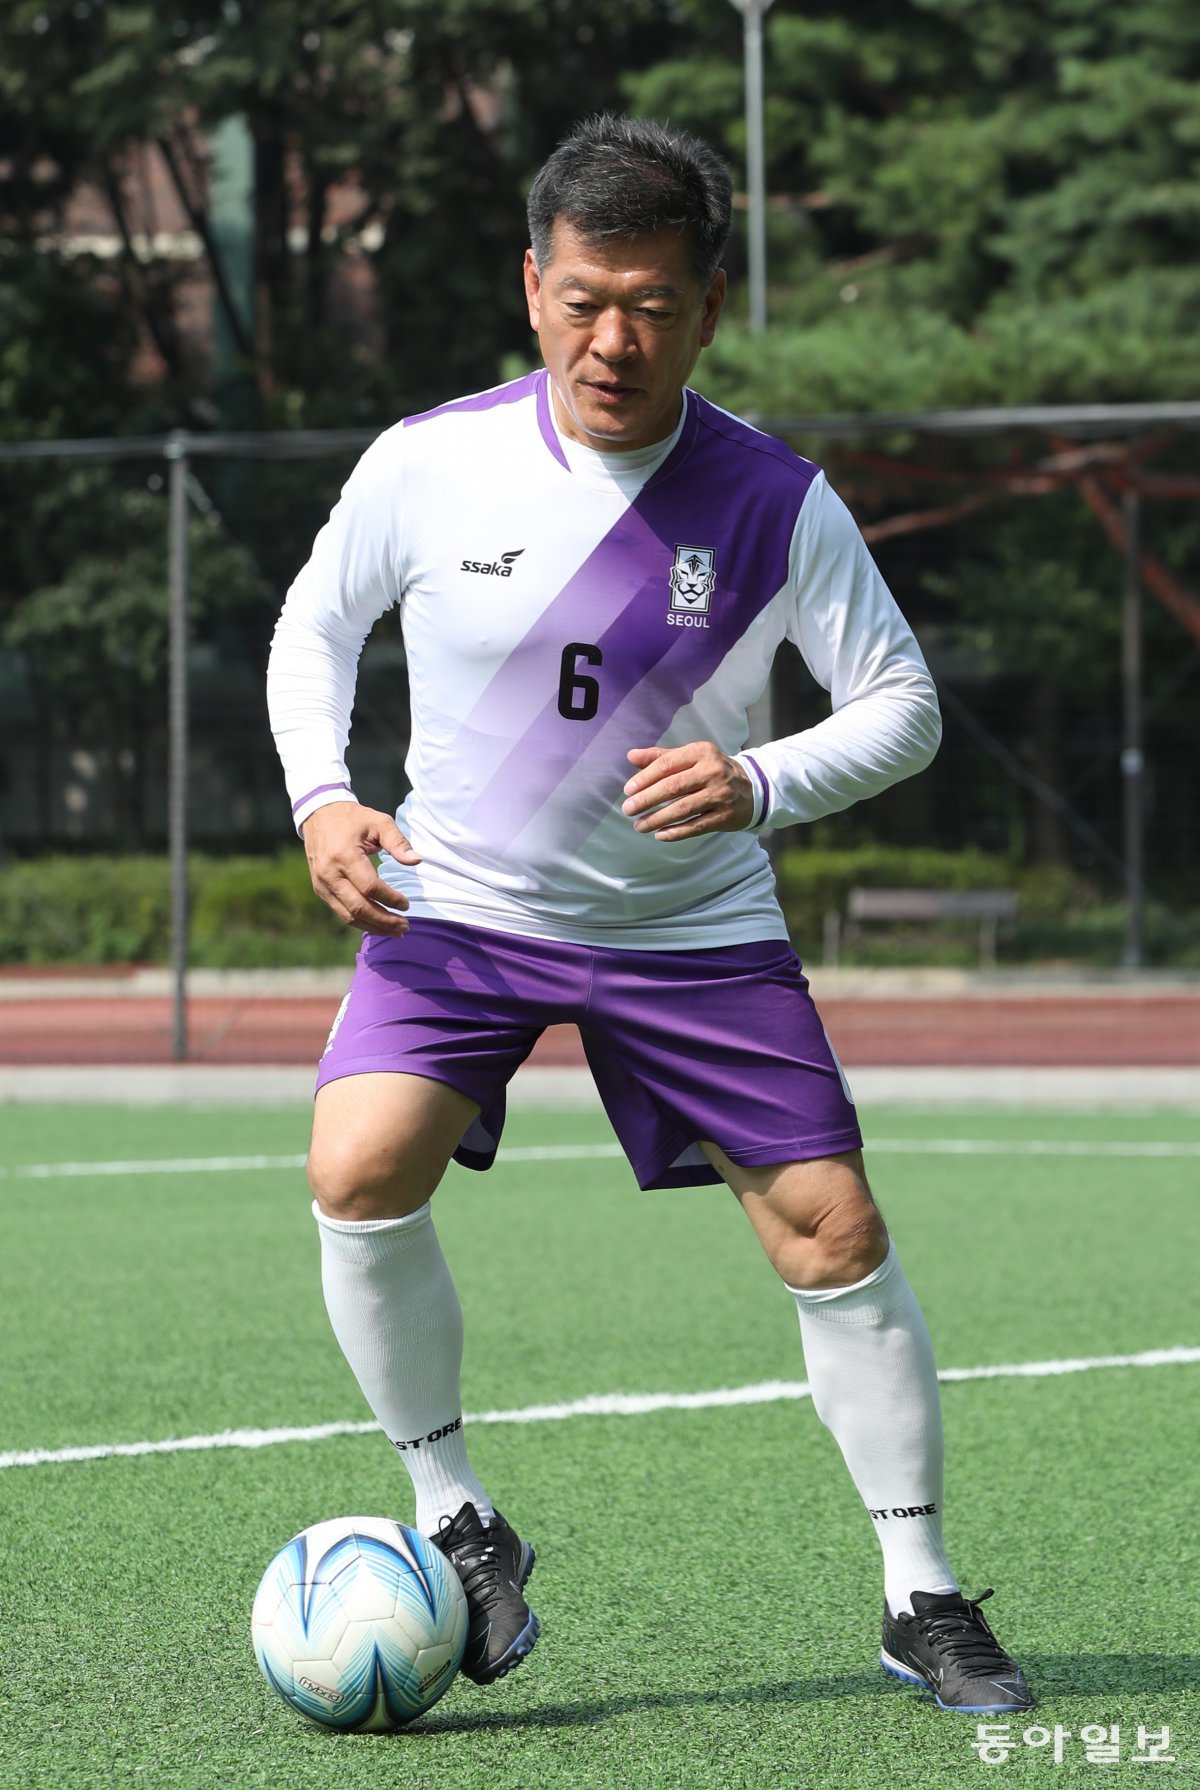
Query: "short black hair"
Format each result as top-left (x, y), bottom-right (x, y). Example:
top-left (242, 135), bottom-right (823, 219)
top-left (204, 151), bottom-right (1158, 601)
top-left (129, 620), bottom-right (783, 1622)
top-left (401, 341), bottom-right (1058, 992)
top-left (526, 113), bottom-right (733, 289)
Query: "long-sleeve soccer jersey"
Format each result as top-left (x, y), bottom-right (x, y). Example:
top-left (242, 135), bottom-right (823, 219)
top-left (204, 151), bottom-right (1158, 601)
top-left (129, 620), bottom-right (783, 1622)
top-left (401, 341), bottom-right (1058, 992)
top-left (267, 369), bottom-right (941, 949)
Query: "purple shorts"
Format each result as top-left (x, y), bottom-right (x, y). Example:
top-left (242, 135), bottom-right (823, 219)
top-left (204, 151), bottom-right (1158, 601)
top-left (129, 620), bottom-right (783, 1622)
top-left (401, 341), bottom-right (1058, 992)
top-left (316, 917), bottom-right (862, 1191)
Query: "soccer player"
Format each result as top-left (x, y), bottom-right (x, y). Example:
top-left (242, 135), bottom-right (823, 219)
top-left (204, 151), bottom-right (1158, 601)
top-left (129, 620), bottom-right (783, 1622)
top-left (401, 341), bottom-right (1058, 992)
top-left (267, 114), bottom-right (1033, 1713)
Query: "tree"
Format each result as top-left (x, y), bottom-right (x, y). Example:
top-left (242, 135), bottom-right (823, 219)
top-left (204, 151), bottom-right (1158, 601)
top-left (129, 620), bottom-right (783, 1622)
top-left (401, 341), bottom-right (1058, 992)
top-left (0, 0), bottom-right (679, 851)
top-left (1, 0), bottom-right (1197, 886)
top-left (1, 473), bottom-right (269, 849)
top-left (627, 0), bottom-right (1200, 410)
top-left (625, 0), bottom-right (1200, 878)
top-left (0, 0), bottom-right (674, 428)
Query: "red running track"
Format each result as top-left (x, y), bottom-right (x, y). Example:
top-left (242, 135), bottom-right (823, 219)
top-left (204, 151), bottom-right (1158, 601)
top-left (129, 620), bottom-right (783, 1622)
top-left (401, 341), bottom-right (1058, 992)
top-left (0, 992), bottom-right (1196, 1067)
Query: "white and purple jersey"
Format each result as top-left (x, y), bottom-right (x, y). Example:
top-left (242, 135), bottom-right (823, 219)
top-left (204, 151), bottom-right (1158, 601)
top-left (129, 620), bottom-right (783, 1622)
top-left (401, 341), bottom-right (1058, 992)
top-left (268, 370), bottom-right (941, 949)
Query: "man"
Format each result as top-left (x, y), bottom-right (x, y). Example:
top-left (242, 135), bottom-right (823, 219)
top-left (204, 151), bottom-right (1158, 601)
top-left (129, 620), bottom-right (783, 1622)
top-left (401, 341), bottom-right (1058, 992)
top-left (267, 113), bottom-right (1033, 1713)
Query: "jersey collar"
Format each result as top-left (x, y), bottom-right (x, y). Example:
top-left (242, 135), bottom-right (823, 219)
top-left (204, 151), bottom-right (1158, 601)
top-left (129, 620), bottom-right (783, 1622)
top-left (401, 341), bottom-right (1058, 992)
top-left (536, 371), bottom-right (699, 489)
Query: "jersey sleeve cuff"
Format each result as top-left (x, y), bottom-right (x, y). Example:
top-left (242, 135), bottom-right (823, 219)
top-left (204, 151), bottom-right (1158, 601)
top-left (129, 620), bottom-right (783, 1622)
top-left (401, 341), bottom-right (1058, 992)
top-left (735, 752), bottom-right (773, 829)
top-left (291, 782), bottom-right (358, 833)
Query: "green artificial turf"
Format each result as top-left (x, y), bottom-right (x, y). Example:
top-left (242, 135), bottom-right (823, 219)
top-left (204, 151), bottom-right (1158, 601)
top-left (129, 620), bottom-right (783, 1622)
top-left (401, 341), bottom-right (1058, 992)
top-left (1, 1102), bottom-right (1197, 1787)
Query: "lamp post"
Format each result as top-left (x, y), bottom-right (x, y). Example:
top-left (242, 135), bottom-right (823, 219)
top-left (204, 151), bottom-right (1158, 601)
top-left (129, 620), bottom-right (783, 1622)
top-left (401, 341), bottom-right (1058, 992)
top-left (729, 0), bottom-right (776, 753)
top-left (728, 0), bottom-right (776, 333)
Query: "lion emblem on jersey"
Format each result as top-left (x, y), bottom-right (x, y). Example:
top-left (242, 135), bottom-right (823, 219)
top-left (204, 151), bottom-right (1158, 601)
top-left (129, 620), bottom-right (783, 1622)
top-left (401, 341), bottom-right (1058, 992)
top-left (668, 545), bottom-right (717, 613)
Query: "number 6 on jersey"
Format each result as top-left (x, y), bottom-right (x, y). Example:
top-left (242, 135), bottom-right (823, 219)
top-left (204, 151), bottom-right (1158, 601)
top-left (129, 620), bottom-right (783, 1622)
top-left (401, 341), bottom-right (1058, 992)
top-left (557, 642), bottom-right (603, 721)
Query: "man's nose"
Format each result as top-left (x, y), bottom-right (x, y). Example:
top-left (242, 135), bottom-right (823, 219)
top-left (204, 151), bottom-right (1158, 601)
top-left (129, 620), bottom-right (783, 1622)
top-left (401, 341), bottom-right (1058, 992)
top-left (592, 307), bottom-right (636, 362)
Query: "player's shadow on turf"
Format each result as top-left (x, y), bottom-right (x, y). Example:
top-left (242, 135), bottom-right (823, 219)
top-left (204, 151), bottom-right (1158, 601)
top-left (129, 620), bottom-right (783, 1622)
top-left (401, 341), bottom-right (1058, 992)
top-left (418, 1655), bottom-right (1200, 1734)
top-left (419, 1672), bottom-right (887, 1735)
top-left (1016, 1652), bottom-right (1200, 1698)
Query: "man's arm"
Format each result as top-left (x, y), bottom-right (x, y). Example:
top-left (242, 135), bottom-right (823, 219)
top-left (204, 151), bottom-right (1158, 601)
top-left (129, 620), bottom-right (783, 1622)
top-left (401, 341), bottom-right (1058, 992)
top-left (267, 429), bottom-right (420, 932)
top-left (620, 473), bottom-right (940, 841)
top-left (740, 475), bottom-right (941, 830)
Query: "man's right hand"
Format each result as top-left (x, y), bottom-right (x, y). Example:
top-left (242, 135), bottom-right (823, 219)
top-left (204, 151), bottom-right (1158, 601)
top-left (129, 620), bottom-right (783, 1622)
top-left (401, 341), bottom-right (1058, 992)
top-left (300, 802), bottom-right (421, 935)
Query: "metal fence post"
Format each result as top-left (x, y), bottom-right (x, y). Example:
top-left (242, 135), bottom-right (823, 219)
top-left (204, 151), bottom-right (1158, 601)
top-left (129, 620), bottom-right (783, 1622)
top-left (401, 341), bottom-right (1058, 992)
top-left (1121, 488), bottom-right (1145, 969)
top-left (166, 432), bottom-right (190, 1059)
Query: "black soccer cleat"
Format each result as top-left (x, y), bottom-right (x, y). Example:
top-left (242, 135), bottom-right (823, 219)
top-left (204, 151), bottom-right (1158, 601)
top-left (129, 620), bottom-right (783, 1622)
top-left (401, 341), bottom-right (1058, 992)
top-left (881, 1588), bottom-right (1035, 1713)
top-left (433, 1501), bottom-right (540, 1685)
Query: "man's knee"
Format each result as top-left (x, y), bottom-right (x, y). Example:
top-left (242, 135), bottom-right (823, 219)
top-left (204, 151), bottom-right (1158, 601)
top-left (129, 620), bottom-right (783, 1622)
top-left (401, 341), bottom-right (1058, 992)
top-left (307, 1130), bottom-right (438, 1222)
top-left (306, 1140), bottom-right (363, 1220)
top-left (802, 1191), bottom-right (889, 1289)
top-left (713, 1145), bottom-right (890, 1289)
top-left (308, 1072), bottom-right (477, 1221)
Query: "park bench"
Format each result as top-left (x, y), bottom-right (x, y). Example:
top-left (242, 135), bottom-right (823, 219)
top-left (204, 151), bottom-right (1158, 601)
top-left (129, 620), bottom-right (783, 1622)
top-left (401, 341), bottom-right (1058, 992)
top-left (822, 887), bottom-right (1020, 968)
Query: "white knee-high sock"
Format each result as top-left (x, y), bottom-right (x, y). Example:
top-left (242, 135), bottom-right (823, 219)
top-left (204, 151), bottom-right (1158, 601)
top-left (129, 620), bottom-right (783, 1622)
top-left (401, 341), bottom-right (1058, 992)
top-left (790, 1241), bottom-right (958, 1616)
top-left (314, 1201), bottom-right (494, 1537)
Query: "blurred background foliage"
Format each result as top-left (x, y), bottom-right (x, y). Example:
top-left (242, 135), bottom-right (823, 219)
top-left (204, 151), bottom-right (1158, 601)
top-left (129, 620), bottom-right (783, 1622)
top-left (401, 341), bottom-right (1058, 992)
top-left (5, 847), bottom-right (1193, 969)
top-left (0, 0), bottom-right (1197, 959)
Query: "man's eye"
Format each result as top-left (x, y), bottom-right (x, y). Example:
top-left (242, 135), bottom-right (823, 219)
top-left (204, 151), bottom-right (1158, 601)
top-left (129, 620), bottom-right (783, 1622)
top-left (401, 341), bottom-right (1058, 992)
top-left (637, 309), bottom-right (673, 322)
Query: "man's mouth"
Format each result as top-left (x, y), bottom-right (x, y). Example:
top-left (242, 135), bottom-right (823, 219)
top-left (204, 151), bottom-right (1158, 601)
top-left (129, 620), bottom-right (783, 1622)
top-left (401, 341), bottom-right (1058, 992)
top-left (584, 380), bottom-right (639, 402)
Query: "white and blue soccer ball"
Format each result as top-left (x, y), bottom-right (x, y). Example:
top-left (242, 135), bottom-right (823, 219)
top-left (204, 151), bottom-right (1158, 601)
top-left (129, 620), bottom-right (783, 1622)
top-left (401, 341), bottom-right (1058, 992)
top-left (251, 1515), bottom-right (469, 1730)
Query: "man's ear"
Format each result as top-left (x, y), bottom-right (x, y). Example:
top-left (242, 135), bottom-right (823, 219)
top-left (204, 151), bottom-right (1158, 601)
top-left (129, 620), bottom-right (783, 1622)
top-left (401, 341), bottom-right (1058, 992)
top-left (523, 249), bottom-right (542, 331)
top-left (700, 268), bottom-right (727, 348)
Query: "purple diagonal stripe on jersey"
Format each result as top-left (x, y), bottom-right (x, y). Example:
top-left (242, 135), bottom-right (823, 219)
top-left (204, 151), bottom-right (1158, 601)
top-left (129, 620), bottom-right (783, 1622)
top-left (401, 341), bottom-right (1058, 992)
top-left (461, 397), bottom-right (818, 854)
top-left (403, 370), bottom-right (544, 430)
top-left (536, 372), bottom-right (571, 469)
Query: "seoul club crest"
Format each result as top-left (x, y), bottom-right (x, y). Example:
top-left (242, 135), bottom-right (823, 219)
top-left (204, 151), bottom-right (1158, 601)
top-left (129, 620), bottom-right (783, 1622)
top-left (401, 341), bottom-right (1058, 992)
top-left (668, 544), bottom-right (716, 628)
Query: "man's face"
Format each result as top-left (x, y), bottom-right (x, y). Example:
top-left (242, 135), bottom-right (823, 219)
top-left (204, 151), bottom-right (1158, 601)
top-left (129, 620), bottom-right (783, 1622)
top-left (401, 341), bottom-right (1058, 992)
top-left (524, 220), bottom-right (726, 453)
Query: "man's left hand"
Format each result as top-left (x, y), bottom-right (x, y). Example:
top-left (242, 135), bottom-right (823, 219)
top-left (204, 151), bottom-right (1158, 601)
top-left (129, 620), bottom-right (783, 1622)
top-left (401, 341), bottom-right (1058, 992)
top-left (621, 742), bottom-right (756, 841)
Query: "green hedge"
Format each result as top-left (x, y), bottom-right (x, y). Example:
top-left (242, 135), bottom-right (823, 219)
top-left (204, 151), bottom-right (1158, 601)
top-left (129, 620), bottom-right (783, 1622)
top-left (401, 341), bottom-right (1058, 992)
top-left (776, 846), bottom-right (1199, 967)
top-left (0, 846), bottom-right (1194, 968)
top-left (190, 854), bottom-right (356, 967)
top-left (0, 851), bottom-right (355, 968)
top-left (775, 846), bottom-right (1103, 929)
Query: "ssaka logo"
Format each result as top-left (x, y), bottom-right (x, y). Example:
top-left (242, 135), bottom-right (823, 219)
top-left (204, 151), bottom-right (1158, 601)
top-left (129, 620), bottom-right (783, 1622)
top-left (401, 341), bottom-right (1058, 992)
top-left (668, 544), bottom-right (716, 628)
top-left (461, 549), bottom-right (524, 577)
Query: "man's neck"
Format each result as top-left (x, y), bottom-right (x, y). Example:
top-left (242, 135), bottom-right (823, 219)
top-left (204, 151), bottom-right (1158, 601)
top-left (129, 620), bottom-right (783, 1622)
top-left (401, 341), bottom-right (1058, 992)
top-left (548, 379), bottom-right (683, 459)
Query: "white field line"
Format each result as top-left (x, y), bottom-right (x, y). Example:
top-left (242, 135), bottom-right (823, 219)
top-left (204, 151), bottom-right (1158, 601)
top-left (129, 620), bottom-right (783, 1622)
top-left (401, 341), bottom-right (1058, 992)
top-left (2, 1346), bottom-right (1197, 1472)
top-left (2, 1153), bottom-right (310, 1179)
top-left (3, 1137), bottom-right (1200, 1182)
top-left (872, 1138), bottom-right (1200, 1159)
